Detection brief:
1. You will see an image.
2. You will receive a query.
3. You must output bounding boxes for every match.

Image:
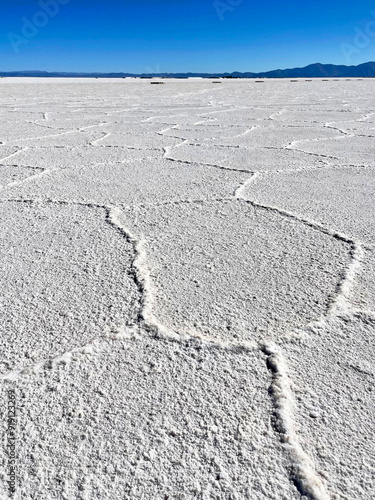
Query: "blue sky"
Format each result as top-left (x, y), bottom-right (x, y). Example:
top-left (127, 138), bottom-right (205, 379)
top-left (0, 0), bottom-right (374, 72)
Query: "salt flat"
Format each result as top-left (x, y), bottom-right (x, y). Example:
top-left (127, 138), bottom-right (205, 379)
top-left (0, 78), bottom-right (374, 500)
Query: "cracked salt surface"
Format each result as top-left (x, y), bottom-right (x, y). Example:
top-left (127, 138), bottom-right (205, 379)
top-left (244, 165), bottom-right (375, 244)
top-left (0, 200), bottom-right (140, 374)
top-left (288, 136), bottom-right (375, 166)
top-left (202, 125), bottom-right (341, 148)
top-left (2, 158), bottom-right (247, 206)
top-left (283, 314), bottom-right (375, 500)
top-left (0, 331), bottom-right (300, 500)
top-left (0, 165), bottom-right (44, 189)
top-left (1, 146), bottom-right (159, 170)
top-left (0, 77), bottom-right (374, 499)
top-left (119, 200), bottom-right (350, 344)
top-left (0, 145), bottom-right (23, 163)
top-left (167, 142), bottom-right (329, 172)
top-left (351, 246), bottom-right (375, 313)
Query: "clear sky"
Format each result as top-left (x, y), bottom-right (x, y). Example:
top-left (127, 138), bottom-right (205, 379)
top-left (0, 0), bottom-right (374, 73)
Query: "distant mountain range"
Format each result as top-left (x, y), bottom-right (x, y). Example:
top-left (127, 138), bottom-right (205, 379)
top-left (1, 62), bottom-right (374, 79)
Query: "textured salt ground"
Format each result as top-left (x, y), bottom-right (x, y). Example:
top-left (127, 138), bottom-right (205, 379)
top-left (1, 146), bottom-right (159, 170)
top-left (0, 145), bottom-right (22, 162)
top-left (0, 165), bottom-right (44, 188)
top-left (18, 119), bottom-right (166, 136)
top-left (0, 201), bottom-right (139, 373)
top-left (325, 120), bottom-right (375, 137)
top-left (361, 114), bottom-right (375, 124)
top-left (119, 200), bottom-right (350, 343)
top-left (0, 122), bottom-right (92, 142)
top-left (93, 132), bottom-right (182, 149)
top-left (0, 78), bottom-right (374, 500)
top-left (351, 246), bottom-right (375, 312)
top-left (0, 110), bottom-right (48, 118)
top-left (242, 165), bottom-right (375, 244)
top-left (167, 143), bottom-right (327, 171)
top-left (270, 110), bottom-right (366, 124)
top-left (288, 136), bottom-right (375, 165)
top-left (96, 122), bottom-right (175, 134)
top-left (3, 158), bottom-right (247, 206)
top-left (0, 331), bottom-right (302, 500)
top-left (202, 125), bottom-right (340, 148)
top-left (198, 108), bottom-right (280, 123)
top-left (29, 117), bottom-right (117, 131)
top-left (11, 129), bottom-right (112, 148)
top-left (161, 125), bottom-right (252, 141)
top-left (147, 114), bottom-right (219, 126)
top-left (283, 315), bottom-right (375, 500)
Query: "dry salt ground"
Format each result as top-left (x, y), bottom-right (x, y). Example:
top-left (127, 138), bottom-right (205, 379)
top-left (0, 77), bottom-right (374, 500)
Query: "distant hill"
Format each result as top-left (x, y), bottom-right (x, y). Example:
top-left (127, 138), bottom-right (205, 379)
top-left (255, 62), bottom-right (375, 78)
top-left (0, 62), bottom-right (374, 79)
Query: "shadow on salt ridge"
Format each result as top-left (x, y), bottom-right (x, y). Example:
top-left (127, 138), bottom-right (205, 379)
top-left (119, 199), bottom-right (350, 344)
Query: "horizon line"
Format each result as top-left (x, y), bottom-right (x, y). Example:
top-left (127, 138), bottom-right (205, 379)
top-left (1, 61), bottom-right (374, 76)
